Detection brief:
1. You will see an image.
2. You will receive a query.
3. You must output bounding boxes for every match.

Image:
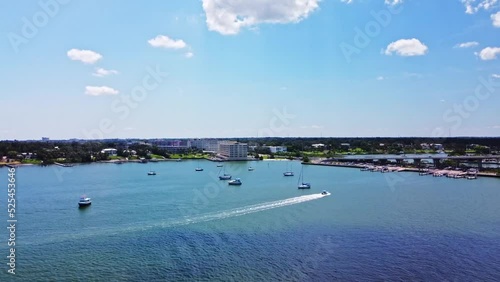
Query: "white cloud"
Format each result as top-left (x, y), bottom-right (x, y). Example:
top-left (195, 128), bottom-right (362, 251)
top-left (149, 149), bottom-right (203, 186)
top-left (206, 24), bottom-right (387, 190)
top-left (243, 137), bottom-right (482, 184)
top-left (85, 86), bottom-right (119, 96)
top-left (384, 38), bottom-right (428, 56)
top-left (454, 41), bottom-right (479, 48)
top-left (148, 35), bottom-right (187, 49)
top-left (492, 74), bottom-right (500, 78)
top-left (461, 0), bottom-right (498, 14)
top-left (376, 76), bottom-right (385, 80)
top-left (202, 0), bottom-right (320, 35)
top-left (492, 12), bottom-right (500, 27)
top-left (92, 68), bottom-right (119, 77)
top-left (67, 49), bottom-right (102, 64)
top-left (384, 0), bottom-right (403, 5)
top-left (477, 47), bottom-right (500, 60)
top-left (185, 52), bottom-right (194, 58)
top-left (341, 0), bottom-right (402, 4)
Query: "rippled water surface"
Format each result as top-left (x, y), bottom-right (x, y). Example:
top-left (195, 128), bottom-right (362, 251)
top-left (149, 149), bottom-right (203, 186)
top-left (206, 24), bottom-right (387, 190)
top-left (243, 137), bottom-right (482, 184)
top-left (1, 160), bottom-right (499, 281)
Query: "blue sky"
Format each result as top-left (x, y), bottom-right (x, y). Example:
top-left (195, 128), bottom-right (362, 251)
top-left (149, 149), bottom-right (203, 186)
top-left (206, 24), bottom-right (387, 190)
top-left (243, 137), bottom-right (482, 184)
top-left (1, 0), bottom-right (500, 140)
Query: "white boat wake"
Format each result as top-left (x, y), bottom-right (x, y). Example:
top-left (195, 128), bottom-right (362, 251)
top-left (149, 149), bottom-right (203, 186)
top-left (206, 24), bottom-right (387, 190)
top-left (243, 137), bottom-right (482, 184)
top-left (163, 192), bottom-right (329, 228)
top-left (28, 193), bottom-right (330, 245)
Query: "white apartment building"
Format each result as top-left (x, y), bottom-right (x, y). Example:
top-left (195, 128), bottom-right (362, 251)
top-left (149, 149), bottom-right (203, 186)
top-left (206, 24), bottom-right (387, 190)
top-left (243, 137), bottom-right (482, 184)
top-left (191, 139), bottom-right (220, 153)
top-left (218, 141), bottom-right (248, 160)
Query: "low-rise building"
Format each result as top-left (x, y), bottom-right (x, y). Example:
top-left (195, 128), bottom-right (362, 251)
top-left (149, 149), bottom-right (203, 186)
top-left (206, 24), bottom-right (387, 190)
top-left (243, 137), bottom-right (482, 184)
top-left (218, 141), bottom-right (248, 160)
top-left (266, 146), bottom-right (287, 153)
top-left (340, 143), bottom-right (350, 149)
top-left (154, 139), bottom-right (191, 153)
top-left (191, 139), bottom-right (220, 153)
top-left (101, 148), bottom-right (118, 156)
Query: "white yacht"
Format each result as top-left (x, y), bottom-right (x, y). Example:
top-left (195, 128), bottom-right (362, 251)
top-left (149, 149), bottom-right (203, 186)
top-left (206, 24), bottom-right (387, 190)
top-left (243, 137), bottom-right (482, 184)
top-left (228, 178), bottom-right (242, 186)
top-left (78, 196), bottom-right (91, 207)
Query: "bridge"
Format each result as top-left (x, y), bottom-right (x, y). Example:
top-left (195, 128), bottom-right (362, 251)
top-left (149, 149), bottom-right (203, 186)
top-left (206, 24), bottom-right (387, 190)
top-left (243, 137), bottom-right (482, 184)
top-left (324, 155), bottom-right (499, 169)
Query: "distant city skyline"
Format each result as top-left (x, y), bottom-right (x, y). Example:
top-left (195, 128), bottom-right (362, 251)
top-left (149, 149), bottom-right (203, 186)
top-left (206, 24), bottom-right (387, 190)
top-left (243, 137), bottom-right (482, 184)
top-left (1, 0), bottom-right (500, 140)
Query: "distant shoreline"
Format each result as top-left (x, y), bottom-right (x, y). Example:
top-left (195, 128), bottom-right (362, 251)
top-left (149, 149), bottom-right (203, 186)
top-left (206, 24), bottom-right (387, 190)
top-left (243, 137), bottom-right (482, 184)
top-left (303, 162), bottom-right (500, 179)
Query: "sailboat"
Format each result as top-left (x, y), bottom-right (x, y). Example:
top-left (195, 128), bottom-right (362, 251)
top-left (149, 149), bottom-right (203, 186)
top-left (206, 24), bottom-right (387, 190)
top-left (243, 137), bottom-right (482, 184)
top-left (147, 164), bottom-right (156, 175)
top-left (297, 165), bottom-right (311, 189)
top-left (78, 186), bottom-right (91, 207)
top-left (195, 159), bottom-right (203, 171)
top-left (218, 166), bottom-right (232, 180)
top-left (283, 162), bottom-right (294, 176)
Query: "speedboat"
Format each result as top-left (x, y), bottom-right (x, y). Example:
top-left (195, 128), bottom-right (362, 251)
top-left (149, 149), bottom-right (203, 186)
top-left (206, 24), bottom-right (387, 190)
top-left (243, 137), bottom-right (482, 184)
top-left (217, 164), bottom-right (223, 167)
top-left (228, 178), bottom-right (242, 185)
top-left (248, 167), bottom-right (254, 171)
top-left (321, 190), bottom-right (331, 196)
top-left (283, 172), bottom-right (294, 177)
top-left (298, 183), bottom-right (311, 189)
top-left (195, 168), bottom-right (203, 171)
top-left (147, 171), bottom-right (156, 175)
top-left (219, 174), bottom-right (232, 180)
top-left (78, 196), bottom-right (91, 207)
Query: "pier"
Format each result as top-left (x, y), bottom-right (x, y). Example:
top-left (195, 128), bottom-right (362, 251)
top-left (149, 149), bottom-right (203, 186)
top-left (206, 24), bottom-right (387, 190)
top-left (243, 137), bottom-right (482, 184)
top-left (323, 155), bottom-right (499, 169)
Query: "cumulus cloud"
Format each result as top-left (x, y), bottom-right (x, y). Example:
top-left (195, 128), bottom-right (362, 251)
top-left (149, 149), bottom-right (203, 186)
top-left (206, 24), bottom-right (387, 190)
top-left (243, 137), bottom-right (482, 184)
top-left (492, 11), bottom-right (500, 27)
top-left (461, 0), bottom-right (498, 14)
top-left (202, 0), bottom-right (321, 35)
top-left (185, 52), bottom-right (194, 58)
top-left (92, 68), bottom-right (119, 77)
top-left (384, 38), bottom-right (428, 56)
top-left (148, 35), bottom-right (187, 49)
top-left (85, 86), bottom-right (119, 96)
top-left (67, 49), bottom-right (102, 64)
top-left (477, 47), bottom-right (500, 60)
top-left (492, 74), bottom-right (500, 78)
top-left (377, 76), bottom-right (385, 80)
top-left (454, 41), bottom-right (479, 48)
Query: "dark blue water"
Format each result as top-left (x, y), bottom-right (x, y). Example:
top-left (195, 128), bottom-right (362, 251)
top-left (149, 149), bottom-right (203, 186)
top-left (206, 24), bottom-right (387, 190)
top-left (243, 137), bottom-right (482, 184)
top-left (1, 161), bottom-right (499, 281)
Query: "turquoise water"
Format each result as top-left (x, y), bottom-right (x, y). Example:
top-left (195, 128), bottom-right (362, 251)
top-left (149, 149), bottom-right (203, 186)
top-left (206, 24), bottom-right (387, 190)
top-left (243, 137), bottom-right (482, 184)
top-left (1, 160), bottom-right (499, 281)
